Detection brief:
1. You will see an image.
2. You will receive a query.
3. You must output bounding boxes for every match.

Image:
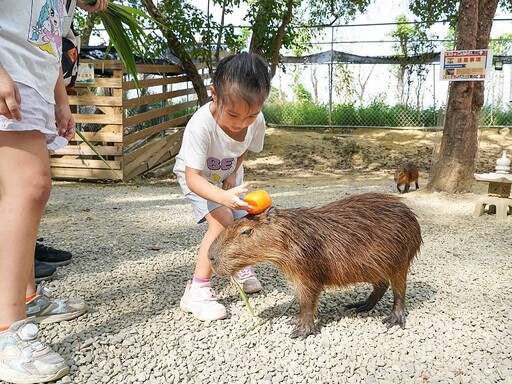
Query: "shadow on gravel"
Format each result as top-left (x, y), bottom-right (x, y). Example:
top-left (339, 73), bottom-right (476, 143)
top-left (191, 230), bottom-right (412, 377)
top-left (49, 263), bottom-right (197, 358)
top-left (224, 279), bottom-right (436, 333)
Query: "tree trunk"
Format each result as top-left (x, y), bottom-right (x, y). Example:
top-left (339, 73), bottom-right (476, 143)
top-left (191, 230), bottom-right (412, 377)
top-left (397, 65), bottom-right (406, 104)
top-left (311, 66), bottom-right (318, 103)
top-left (428, 0), bottom-right (498, 193)
top-left (80, 13), bottom-right (98, 46)
top-left (214, 0), bottom-right (227, 65)
top-left (248, 1), bottom-right (267, 55)
top-left (249, 0), bottom-right (294, 79)
top-left (141, 0), bottom-right (209, 106)
top-left (269, 0), bottom-right (294, 78)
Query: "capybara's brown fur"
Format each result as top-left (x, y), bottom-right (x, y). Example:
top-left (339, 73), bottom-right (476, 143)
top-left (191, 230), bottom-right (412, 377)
top-left (394, 162), bottom-right (420, 193)
top-left (209, 192), bottom-right (422, 339)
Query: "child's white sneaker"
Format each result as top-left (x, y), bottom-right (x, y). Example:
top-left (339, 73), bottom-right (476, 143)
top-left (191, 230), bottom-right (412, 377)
top-left (233, 267), bottom-right (262, 294)
top-left (180, 281), bottom-right (227, 321)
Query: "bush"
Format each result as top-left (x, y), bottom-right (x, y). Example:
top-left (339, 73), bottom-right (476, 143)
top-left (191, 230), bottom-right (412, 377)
top-left (263, 101), bottom-right (449, 127)
top-left (481, 105), bottom-right (512, 126)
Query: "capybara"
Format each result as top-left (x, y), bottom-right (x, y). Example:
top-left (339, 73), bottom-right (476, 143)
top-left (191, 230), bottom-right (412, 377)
top-left (209, 192), bottom-right (422, 339)
top-left (394, 162), bottom-right (419, 194)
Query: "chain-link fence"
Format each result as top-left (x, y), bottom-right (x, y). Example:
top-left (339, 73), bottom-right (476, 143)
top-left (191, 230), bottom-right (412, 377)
top-left (263, 51), bottom-right (512, 129)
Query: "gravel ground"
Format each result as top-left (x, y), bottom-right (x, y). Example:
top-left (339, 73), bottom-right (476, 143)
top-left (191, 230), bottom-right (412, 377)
top-left (7, 176), bottom-right (511, 384)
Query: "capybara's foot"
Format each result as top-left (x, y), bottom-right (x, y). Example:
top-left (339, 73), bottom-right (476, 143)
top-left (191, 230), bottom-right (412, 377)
top-left (345, 300), bottom-right (375, 313)
top-left (287, 316), bottom-right (300, 326)
top-left (382, 310), bottom-right (406, 329)
top-left (290, 323), bottom-right (319, 339)
top-left (288, 315), bottom-right (319, 339)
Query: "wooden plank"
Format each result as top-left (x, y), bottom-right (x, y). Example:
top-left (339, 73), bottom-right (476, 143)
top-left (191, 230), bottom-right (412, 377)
top-left (95, 124), bottom-right (124, 134)
top-left (68, 94), bottom-right (122, 107)
top-left (123, 162), bottom-right (150, 181)
top-left (72, 131), bottom-right (123, 142)
top-left (135, 64), bottom-right (184, 74)
top-left (52, 145), bottom-right (122, 156)
top-left (50, 158), bottom-right (121, 169)
top-left (74, 125), bottom-right (123, 136)
top-left (147, 141), bottom-right (175, 169)
top-left (124, 116), bottom-right (189, 146)
top-left (123, 88), bottom-right (196, 108)
top-left (78, 60), bottom-right (186, 74)
top-left (122, 75), bottom-right (189, 90)
top-left (51, 167), bottom-right (123, 180)
top-left (124, 132), bottom-right (183, 180)
top-left (124, 100), bottom-right (197, 127)
top-left (125, 149), bottom-right (173, 181)
top-left (90, 105), bottom-right (120, 118)
top-left (74, 77), bottom-right (122, 88)
top-left (80, 59), bottom-right (124, 70)
top-left (123, 139), bottom-right (168, 175)
top-left (73, 113), bottom-right (123, 124)
top-left (123, 137), bottom-right (167, 165)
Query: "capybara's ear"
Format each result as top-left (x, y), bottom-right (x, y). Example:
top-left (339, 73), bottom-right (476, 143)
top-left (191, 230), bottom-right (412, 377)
top-left (261, 206), bottom-right (277, 222)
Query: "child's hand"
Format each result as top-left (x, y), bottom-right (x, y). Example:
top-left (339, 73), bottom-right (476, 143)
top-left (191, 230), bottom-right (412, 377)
top-left (0, 67), bottom-right (22, 121)
top-left (222, 173), bottom-right (237, 190)
top-left (223, 182), bottom-right (251, 210)
top-left (55, 103), bottom-right (76, 141)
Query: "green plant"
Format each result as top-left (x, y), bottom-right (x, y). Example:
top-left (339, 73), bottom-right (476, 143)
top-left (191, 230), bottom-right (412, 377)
top-left (77, 2), bottom-right (158, 178)
top-left (88, 1), bottom-right (156, 90)
top-left (264, 100), bottom-right (450, 128)
top-left (231, 277), bottom-right (255, 317)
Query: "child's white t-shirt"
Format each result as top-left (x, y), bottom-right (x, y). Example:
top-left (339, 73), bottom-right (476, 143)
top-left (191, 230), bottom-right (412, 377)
top-left (174, 102), bottom-right (266, 195)
top-left (0, 1), bottom-right (63, 104)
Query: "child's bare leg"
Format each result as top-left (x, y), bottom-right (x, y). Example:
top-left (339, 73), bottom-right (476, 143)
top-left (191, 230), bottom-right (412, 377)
top-left (194, 206), bottom-right (234, 279)
top-left (0, 131), bottom-right (51, 327)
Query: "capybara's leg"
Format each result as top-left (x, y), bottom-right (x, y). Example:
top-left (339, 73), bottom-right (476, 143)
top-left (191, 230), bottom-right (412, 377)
top-left (383, 274), bottom-right (407, 329)
top-left (345, 282), bottom-right (389, 312)
top-left (289, 288), bottom-right (321, 339)
top-left (404, 184), bottom-right (410, 193)
top-left (396, 184), bottom-right (402, 193)
top-left (415, 181), bottom-right (419, 190)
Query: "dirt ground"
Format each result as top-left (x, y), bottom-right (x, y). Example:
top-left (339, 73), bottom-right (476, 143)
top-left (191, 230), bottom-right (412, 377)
top-left (242, 126), bottom-right (512, 187)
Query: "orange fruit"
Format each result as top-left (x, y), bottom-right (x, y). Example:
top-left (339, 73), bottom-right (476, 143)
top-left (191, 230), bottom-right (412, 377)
top-left (243, 190), bottom-right (272, 214)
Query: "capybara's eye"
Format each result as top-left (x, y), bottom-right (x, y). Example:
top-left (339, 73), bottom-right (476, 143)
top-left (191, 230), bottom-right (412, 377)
top-left (240, 228), bottom-right (253, 236)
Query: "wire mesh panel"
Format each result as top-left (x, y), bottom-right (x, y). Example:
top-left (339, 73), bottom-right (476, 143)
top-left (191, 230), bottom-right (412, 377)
top-left (264, 59), bottom-right (511, 129)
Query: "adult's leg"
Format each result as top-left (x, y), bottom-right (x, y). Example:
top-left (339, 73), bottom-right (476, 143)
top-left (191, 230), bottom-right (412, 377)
top-left (0, 131), bottom-right (51, 327)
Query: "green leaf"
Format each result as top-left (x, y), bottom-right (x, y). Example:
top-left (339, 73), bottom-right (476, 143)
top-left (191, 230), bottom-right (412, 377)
top-left (231, 277), bottom-right (255, 317)
top-left (75, 130), bottom-right (125, 182)
top-left (92, 2), bottom-right (158, 90)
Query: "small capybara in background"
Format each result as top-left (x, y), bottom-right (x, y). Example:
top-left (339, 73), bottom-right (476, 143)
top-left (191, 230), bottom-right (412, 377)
top-left (209, 192), bottom-right (422, 339)
top-left (394, 162), bottom-right (420, 194)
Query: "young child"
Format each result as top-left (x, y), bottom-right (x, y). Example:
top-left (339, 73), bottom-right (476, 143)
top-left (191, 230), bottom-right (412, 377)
top-left (0, 2), bottom-right (89, 383)
top-left (174, 52), bottom-right (271, 321)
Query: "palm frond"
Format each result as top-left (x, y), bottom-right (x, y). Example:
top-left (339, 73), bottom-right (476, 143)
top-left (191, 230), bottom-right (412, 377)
top-left (94, 2), bottom-right (156, 90)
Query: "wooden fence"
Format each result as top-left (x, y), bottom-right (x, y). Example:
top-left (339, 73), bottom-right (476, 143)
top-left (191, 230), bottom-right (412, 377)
top-left (50, 59), bottom-right (209, 181)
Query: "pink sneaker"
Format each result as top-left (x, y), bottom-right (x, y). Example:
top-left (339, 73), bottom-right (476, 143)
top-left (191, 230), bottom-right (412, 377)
top-left (180, 281), bottom-right (227, 321)
top-left (233, 267), bottom-right (262, 294)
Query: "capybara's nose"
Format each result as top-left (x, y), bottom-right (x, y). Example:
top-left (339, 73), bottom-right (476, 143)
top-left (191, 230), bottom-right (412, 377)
top-left (208, 251), bottom-right (216, 263)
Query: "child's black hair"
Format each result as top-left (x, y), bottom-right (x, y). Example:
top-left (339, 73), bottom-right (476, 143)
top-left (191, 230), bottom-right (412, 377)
top-left (212, 52), bottom-right (271, 107)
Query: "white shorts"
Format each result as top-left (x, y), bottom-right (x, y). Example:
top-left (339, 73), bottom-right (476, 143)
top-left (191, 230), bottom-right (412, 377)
top-left (0, 82), bottom-right (68, 150)
top-left (186, 191), bottom-right (248, 224)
